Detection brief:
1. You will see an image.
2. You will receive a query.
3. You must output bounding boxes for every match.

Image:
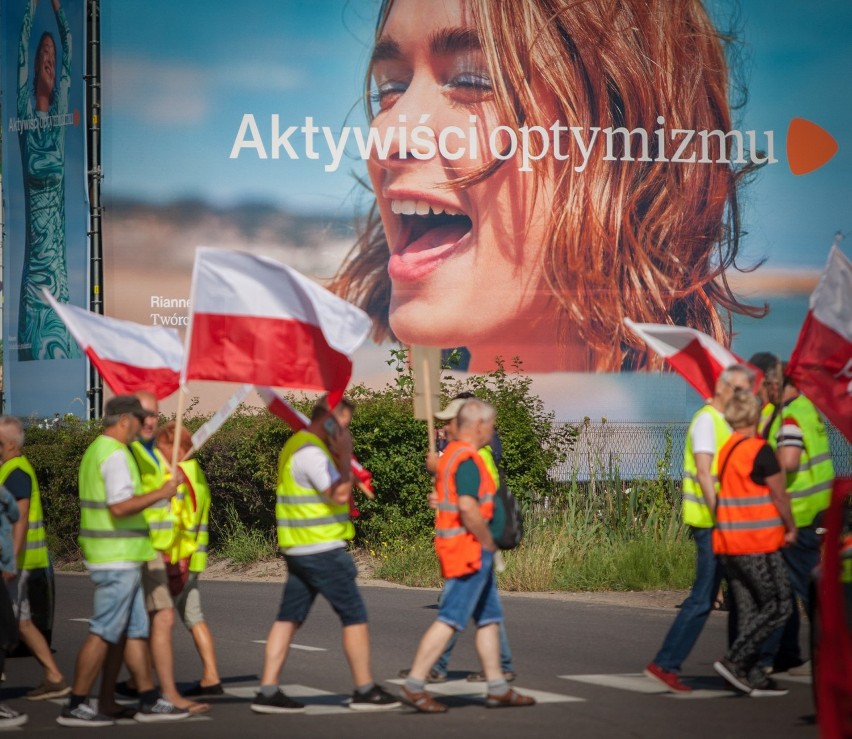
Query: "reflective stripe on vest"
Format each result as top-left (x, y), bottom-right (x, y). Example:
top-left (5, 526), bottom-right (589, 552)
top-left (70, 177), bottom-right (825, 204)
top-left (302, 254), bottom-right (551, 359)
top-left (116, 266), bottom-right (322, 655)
top-left (78, 436), bottom-right (155, 565)
top-left (177, 459), bottom-right (211, 573)
top-left (130, 441), bottom-right (179, 551)
top-left (434, 441), bottom-right (495, 580)
top-left (275, 431), bottom-right (354, 550)
top-left (682, 405), bottom-right (731, 528)
top-left (713, 435), bottom-right (785, 556)
top-left (770, 395), bottom-right (834, 527)
top-left (0, 456), bottom-right (49, 570)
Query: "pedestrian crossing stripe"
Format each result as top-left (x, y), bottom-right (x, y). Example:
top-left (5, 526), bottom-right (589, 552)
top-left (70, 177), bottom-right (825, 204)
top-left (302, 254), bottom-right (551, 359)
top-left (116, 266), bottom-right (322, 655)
top-left (558, 673), bottom-right (733, 699)
top-left (250, 640), bottom-right (327, 651)
top-left (386, 678), bottom-right (583, 704)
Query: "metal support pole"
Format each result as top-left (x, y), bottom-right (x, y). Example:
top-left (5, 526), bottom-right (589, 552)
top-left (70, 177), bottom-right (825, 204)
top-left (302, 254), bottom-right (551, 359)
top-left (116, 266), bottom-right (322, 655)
top-left (85, 0), bottom-right (103, 419)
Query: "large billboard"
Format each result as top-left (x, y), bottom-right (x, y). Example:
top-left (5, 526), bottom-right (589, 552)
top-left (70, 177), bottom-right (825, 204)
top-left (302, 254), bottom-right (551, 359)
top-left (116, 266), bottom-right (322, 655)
top-left (101, 0), bottom-right (851, 421)
top-left (1, 0), bottom-right (88, 417)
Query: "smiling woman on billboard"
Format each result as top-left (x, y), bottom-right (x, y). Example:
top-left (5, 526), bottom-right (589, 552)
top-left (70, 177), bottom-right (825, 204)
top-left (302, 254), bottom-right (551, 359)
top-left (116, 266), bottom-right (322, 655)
top-left (329, 0), bottom-right (765, 373)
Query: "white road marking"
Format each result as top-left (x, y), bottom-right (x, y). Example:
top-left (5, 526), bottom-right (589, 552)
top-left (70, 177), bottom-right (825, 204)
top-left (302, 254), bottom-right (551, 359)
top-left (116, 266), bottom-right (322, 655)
top-left (250, 640), bottom-right (326, 651)
top-left (69, 618), bottom-right (90, 623)
top-left (559, 673), bottom-right (733, 699)
top-left (387, 678), bottom-right (583, 704)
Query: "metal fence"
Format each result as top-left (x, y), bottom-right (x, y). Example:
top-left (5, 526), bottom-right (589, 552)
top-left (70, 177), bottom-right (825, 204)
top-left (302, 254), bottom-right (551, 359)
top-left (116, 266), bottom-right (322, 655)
top-left (551, 421), bottom-right (852, 482)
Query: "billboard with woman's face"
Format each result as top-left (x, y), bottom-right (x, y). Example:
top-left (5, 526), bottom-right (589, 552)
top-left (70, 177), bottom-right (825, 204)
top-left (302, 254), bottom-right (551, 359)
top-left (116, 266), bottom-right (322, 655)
top-left (101, 0), bottom-right (851, 420)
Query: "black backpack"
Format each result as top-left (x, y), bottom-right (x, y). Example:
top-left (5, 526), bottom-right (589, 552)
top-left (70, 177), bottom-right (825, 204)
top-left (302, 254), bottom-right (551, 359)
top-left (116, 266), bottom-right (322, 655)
top-left (493, 466), bottom-right (523, 550)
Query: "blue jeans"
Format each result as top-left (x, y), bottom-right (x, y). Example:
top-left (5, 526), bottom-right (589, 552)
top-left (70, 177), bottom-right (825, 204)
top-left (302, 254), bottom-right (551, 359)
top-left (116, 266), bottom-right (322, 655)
top-left (437, 550), bottom-right (503, 631)
top-left (759, 523), bottom-right (821, 666)
top-left (653, 526), bottom-right (722, 672)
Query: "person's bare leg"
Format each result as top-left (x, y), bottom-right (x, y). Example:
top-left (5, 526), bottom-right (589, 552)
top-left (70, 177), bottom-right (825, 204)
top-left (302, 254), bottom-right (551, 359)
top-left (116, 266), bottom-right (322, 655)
top-left (18, 619), bottom-right (63, 683)
top-left (407, 621), bottom-right (456, 681)
top-left (341, 623), bottom-right (372, 687)
top-left (149, 608), bottom-right (207, 710)
top-left (70, 634), bottom-right (109, 697)
top-left (189, 622), bottom-right (221, 686)
top-left (474, 623), bottom-right (502, 682)
top-left (260, 621), bottom-right (298, 686)
top-left (97, 637), bottom-right (127, 714)
top-left (123, 638), bottom-right (155, 693)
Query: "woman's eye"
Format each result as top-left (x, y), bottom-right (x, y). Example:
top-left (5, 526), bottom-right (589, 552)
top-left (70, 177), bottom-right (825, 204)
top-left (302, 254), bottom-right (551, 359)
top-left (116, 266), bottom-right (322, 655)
top-left (447, 72), bottom-right (492, 92)
top-left (369, 80), bottom-right (408, 109)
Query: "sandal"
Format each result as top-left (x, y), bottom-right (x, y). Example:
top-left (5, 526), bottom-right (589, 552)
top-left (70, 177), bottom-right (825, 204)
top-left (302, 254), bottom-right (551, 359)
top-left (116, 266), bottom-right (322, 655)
top-left (400, 686), bottom-right (448, 713)
top-left (484, 689), bottom-right (536, 708)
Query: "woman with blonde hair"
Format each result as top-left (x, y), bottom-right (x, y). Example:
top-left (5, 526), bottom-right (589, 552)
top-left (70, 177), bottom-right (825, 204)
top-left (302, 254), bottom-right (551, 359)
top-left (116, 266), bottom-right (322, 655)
top-left (330, 0), bottom-right (764, 372)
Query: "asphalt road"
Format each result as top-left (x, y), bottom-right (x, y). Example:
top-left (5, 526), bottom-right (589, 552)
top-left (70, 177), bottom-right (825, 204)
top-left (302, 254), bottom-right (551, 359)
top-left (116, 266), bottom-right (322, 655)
top-left (2, 573), bottom-right (818, 738)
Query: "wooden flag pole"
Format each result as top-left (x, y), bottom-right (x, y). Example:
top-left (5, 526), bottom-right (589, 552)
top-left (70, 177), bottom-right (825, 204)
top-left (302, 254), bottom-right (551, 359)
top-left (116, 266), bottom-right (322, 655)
top-left (423, 359), bottom-right (436, 455)
top-left (171, 387), bottom-right (186, 474)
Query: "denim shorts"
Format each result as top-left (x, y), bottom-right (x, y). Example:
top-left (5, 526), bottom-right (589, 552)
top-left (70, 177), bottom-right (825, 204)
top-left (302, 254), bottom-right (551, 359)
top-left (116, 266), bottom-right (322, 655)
top-left (278, 548), bottom-right (367, 626)
top-left (438, 549), bottom-right (504, 631)
top-left (88, 567), bottom-right (149, 644)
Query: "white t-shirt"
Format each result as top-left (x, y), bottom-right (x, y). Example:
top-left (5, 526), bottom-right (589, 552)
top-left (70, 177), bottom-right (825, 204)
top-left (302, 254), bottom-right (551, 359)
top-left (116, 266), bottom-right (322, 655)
top-left (283, 444), bottom-right (346, 557)
top-left (85, 449), bottom-right (142, 571)
top-left (690, 410), bottom-right (721, 456)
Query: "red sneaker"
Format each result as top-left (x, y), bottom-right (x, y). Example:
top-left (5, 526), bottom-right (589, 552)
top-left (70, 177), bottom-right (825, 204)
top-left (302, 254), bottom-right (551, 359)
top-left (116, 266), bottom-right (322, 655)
top-left (644, 663), bottom-right (692, 693)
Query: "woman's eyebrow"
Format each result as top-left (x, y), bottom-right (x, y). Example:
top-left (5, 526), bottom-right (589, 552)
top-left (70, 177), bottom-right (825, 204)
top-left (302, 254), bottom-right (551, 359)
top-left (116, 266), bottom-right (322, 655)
top-left (371, 27), bottom-right (481, 66)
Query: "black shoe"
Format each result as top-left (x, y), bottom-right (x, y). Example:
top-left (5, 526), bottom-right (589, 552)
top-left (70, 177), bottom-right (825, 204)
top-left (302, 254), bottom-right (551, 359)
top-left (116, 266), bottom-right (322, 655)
top-left (749, 677), bottom-right (789, 698)
top-left (251, 690), bottom-right (306, 714)
top-left (56, 703), bottom-right (114, 728)
top-left (350, 684), bottom-right (402, 711)
top-left (134, 698), bottom-right (190, 723)
top-left (114, 680), bottom-right (139, 699)
top-left (183, 681), bottom-right (225, 697)
top-left (713, 658), bottom-right (752, 694)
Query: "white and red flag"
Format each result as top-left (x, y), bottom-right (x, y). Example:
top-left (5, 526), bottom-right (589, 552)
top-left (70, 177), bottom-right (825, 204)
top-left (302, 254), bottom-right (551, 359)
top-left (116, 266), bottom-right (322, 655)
top-left (624, 318), bottom-right (755, 399)
top-left (42, 290), bottom-right (182, 399)
top-left (182, 248), bottom-right (371, 406)
top-left (787, 246), bottom-right (852, 443)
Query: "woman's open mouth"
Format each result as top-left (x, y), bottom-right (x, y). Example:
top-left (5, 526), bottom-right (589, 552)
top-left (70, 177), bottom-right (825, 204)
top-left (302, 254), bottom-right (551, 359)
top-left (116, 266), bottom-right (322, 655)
top-left (388, 199), bottom-right (473, 282)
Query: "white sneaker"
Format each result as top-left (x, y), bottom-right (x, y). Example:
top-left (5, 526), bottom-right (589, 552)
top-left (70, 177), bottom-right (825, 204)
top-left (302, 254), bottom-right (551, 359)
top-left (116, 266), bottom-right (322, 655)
top-left (56, 702), bottom-right (114, 728)
top-left (787, 660), bottom-right (811, 677)
top-left (0, 703), bottom-right (28, 728)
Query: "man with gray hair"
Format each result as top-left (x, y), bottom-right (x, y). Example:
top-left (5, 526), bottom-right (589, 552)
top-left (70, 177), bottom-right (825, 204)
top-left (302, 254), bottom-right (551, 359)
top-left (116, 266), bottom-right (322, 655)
top-left (0, 416), bottom-right (69, 700)
top-left (400, 399), bottom-right (535, 713)
top-left (646, 364), bottom-right (755, 692)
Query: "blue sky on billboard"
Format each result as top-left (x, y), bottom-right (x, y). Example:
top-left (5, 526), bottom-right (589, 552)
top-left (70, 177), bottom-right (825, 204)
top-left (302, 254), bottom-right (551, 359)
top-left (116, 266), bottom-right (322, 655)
top-left (101, 0), bottom-right (852, 269)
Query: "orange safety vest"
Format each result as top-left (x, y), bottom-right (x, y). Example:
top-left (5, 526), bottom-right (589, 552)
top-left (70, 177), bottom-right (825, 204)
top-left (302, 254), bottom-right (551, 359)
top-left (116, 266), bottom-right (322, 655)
top-left (434, 440), bottom-right (495, 580)
top-left (713, 434), bottom-right (785, 556)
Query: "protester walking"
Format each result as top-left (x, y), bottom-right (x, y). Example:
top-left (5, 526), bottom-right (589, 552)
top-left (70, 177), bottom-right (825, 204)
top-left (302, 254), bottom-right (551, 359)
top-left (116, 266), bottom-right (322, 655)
top-left (645, 365), bottom-right (754, 692)
top-left (400, 398), bottom-right (534, 713)
top-left (252, 398), bottom-right (400, 714)
top-left (711, 391), bottom-right (796, 697)
top-left (58, 395), bottom-right (188, 727)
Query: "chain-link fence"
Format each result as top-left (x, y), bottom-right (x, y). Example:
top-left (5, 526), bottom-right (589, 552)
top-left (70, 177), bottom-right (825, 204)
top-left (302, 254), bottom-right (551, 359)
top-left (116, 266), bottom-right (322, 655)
top-left (551, 420), bottom-right (852, 482)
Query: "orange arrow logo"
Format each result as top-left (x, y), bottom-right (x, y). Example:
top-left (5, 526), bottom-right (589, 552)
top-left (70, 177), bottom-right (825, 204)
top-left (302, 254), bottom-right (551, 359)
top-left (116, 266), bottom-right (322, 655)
top-left (787, 118), bottom-right (838, 175)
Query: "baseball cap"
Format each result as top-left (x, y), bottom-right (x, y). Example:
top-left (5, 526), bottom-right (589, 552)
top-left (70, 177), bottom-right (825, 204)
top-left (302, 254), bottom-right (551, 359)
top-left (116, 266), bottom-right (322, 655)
top-left (434, 397), bottom-right (467, 421)
top-left (105, 395), bottom-right (154, 422)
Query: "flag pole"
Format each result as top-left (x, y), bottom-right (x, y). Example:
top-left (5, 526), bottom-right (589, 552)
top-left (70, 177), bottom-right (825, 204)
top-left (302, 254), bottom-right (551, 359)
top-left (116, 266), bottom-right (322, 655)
top-left (423, 359), bottom-right (436, 455)
top-left (171, 387), bottom-right (186, 473)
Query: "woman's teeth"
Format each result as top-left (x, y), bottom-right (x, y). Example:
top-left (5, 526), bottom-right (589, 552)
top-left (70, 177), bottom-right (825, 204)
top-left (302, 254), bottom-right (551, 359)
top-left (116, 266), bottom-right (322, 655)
top-left (390, 199), bottom-right (464, 217)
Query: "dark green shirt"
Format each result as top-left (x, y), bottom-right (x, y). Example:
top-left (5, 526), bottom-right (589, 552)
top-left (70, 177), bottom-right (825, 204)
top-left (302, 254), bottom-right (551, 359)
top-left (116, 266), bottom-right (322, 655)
top-left (454, 458), bottom-right (504, 538)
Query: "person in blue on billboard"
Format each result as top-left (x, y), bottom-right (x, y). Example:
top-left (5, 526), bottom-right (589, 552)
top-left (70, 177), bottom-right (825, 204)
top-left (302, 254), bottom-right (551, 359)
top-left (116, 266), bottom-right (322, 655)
top-left (16, 0), bottom-right (79, 361)
top-left (330, 0), bottom-right (764, 373)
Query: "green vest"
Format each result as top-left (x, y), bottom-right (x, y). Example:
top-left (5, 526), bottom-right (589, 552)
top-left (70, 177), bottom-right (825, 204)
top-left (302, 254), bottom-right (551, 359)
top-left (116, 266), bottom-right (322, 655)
top-left (130, 441), bottom-right (178, 551)
top-left (682, 405), bottom-right (731, 528)
top-left (0, 456), bottom-right (49, 570)
top-left (276, 430), bottom-right (354, 551)
top-left (770, 395), bottom-right (834, 527)
top-left (180, 460), bottom-right (211, 573)
top-left (78, 436), bottom-right (155, 564)
top-left (758, 402), bottom-right (776, 440)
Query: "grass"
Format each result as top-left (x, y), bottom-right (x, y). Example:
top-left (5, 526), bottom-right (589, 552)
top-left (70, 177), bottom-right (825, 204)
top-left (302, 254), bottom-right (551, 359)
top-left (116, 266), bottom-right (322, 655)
top-left (216, 503), bottom-right (277, 565)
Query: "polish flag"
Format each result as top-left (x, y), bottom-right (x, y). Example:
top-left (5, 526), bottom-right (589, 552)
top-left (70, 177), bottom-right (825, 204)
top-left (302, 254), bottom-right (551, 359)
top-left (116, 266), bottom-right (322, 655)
top-left (183, 248), bottom-right (371, 407)
top-left (255, 385), bottom-right (374, 499)
top-left (787, 246), bottom-right (852, 444)
top-left (43, 290), bottom-right (182, 399)
top-left (624, 318), bottom-right (755, 399)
